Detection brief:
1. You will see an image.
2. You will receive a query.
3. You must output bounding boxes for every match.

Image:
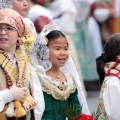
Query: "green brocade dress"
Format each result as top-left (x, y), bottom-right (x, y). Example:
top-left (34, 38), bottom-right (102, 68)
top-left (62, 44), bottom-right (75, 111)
top-left (42, 90), bottom-right (80, 120)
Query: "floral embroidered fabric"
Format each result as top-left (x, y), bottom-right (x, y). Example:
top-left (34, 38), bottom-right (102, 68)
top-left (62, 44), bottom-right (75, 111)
top-left (94, 77), bottom-right (109, 120)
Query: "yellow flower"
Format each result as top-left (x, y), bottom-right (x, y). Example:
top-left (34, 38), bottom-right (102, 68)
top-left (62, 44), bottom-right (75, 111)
top-left (21, 32), bottom-right (36, 64)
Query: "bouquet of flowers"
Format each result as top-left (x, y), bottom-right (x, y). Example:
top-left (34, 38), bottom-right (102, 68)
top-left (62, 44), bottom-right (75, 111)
top-left (73, 114), bottom-right (94, 120)
top-left (59, 103), bottom-right (94, 120)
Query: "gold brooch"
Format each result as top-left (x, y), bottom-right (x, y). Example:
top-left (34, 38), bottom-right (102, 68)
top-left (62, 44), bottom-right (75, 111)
top-left (58, 82), bottom-right (67, 91)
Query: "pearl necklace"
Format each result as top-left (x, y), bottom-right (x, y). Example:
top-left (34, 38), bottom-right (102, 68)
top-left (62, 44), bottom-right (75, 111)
top-left (48, 71), bottom-right (63, 79)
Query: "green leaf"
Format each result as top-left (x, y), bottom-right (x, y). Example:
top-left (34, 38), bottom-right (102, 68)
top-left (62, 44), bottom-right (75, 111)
top-left (59, 103), bottom-right (82, 120)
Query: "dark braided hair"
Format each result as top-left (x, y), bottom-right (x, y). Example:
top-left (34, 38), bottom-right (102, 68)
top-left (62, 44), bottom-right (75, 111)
top-left (45, 30), bottom-right (67, 46)
top-left (96, 33), bottom-right (120, 86)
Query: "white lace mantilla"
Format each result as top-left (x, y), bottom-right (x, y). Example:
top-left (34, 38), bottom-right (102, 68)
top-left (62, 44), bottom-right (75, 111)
top-left (0, 0), bottom-right (13, 9)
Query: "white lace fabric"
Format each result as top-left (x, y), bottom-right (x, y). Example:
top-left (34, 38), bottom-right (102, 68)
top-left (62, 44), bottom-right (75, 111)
top-left (31, 22), bottom-right (90, 115)
top-left (0, 0), bottom-right (13, 9)
top-left (45, 71), bottom-right (74, 86)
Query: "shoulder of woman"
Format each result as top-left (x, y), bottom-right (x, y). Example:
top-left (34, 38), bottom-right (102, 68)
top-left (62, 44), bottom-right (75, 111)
top-left (104, 76), bottom-right (120, 85)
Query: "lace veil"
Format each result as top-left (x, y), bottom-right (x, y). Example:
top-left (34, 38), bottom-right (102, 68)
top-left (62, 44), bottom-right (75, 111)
top-left (30, 22), bottom-right (90, 115)
top-left (0, 0), bottom-right (12, 9)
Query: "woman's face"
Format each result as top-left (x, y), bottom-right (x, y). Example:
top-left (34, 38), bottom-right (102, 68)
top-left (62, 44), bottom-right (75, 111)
top-left (48, 37), bottom-right (69, 68)
top-left (12, 0), bottom-right (28, 17)
top-left (0, 24), bottom-right (19, 54)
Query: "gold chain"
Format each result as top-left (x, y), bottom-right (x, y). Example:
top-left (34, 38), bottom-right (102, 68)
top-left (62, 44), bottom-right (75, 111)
top-left (48, 71), bottom-right (63, 79)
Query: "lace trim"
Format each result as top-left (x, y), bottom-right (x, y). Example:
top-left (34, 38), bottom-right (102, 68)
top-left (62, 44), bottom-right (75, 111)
top-left (37, 71), bottom-right (76, 100)
top-left (0, 0), bottom-right (13, 9)
top-left (47, 71), bottom-right (74, 86)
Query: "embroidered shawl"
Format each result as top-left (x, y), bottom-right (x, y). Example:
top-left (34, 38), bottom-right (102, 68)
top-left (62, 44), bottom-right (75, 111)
top-left (0, 46), bottom-right (36, 118)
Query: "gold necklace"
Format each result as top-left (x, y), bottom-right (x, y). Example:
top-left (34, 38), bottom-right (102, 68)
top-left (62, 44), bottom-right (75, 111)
top-left (48, 71), bottom-right (63, 79)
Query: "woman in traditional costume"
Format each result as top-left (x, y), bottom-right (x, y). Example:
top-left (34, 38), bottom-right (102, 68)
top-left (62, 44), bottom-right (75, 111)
top-left (94, 0), bottom-right (120, 44)
top-left (95, 33), bottom-right (120, 120)
top-left (72, 0), bottom-right (99, 90)
top-left (27, 0), bottom-right (52, 33)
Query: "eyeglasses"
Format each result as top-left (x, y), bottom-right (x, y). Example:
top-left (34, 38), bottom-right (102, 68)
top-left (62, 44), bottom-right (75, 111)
top-left (0, 25), bottom-right (16, 33)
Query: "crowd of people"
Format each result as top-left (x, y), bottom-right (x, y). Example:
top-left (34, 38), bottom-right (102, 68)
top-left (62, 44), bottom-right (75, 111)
top-left (0, 0), bottom-right (120, 120)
